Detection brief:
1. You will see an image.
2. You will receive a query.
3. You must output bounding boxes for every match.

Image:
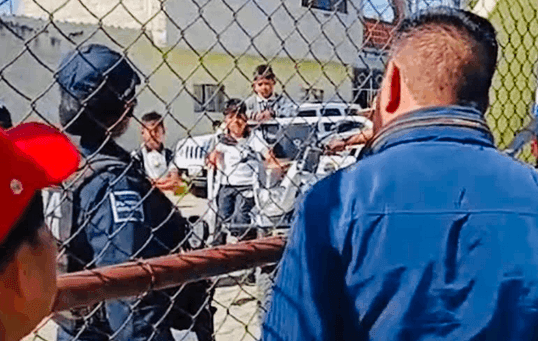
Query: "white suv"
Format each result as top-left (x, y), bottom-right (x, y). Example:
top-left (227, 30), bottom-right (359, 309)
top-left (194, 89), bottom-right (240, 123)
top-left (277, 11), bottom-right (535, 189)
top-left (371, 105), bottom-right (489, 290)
top-left (296, 102), bottom-right (367, 118)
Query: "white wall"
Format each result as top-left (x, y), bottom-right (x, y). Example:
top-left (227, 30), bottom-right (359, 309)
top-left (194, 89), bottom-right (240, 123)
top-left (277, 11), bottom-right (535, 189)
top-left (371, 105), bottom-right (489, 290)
top-left (17, 0), bottom-right (167, 45)
top-left (164, 0), bottom-right (363, 65)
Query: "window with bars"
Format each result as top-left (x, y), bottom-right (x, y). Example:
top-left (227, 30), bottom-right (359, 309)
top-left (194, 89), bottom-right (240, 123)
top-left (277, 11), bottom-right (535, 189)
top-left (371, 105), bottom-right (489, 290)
top-left (301, 0), bottom-right (347, 14)
top-left (353, 68), bottom-right (384, 109)
top-left (193, 84), bottom-right (226, 113)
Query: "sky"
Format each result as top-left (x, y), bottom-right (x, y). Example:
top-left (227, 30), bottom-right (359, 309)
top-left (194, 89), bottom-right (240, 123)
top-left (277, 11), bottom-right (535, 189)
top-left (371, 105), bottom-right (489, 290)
top-left (362, 0), bottom-right (462, 22)
top-left (0, 0), bottom-right (15, 15)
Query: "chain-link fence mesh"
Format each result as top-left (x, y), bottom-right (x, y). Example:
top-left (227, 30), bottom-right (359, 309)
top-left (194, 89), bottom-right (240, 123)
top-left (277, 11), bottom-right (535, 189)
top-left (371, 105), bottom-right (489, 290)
top-left (0, 0), bottom-right (535, 340)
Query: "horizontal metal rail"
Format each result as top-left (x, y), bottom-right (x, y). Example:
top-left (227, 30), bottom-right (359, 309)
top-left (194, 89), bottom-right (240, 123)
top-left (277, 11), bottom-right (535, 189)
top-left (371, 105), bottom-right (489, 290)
top-left (53, 236), bottom-right (286, 312)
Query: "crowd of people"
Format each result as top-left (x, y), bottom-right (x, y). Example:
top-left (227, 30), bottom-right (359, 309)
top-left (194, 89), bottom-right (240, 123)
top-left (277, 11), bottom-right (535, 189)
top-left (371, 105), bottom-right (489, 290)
top-left (132, 63), bottom-right (374, 247)
top-left (4, 5), bottom-right (538, 341)
top-left (134, 64), bottom-right (301, 247)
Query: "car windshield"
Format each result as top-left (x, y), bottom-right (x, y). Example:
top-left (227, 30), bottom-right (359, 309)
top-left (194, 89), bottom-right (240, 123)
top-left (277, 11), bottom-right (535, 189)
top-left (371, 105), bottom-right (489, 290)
top-left (321, 108), bottom-right (341, 116)
top-left (297, 110), bottom-right (316, 117)
top-left (323, 120), bottom-right (365, 133)
top-left (336, 121), bottom-right (365, 133)
top-left (345, 108), bottom-right (358, 116)
top-left (258, 124), bottom-right (317, 160)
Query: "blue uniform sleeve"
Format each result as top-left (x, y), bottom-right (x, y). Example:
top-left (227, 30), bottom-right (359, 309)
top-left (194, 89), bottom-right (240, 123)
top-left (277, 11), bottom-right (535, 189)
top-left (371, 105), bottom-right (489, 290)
top-left (262, 188), bottom-right (359, 341)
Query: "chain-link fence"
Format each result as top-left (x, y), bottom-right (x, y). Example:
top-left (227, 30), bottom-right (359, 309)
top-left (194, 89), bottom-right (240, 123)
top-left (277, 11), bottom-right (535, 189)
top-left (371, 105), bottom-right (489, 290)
top-left (0, 0), bottom-right (535, 340)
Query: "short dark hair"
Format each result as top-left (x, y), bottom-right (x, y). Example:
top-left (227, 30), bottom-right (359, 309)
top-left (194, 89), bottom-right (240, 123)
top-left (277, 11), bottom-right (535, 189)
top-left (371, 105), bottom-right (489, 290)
top-left (253, 64), bottom-right (276, 82)
top-left (141, 111), bottom-right (164, 128)
top-left (0, 193), bottom-right (45, 273)
top-left (59, 87), bottom-right (134, 138)
top-left (393, 7), bottom-right (498, 113)
top-left (223, 98), bottom-right (247, 116)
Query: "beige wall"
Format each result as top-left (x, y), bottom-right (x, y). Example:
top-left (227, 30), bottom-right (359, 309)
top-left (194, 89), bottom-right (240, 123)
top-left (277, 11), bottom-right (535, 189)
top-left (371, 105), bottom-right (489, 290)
top-left (18, 0), bottom-right (167, 45)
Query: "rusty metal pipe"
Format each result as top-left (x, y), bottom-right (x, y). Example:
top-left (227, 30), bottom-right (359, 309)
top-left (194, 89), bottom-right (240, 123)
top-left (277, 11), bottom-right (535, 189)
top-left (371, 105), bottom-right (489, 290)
top-left (53, 236), bottom-right (286, 312)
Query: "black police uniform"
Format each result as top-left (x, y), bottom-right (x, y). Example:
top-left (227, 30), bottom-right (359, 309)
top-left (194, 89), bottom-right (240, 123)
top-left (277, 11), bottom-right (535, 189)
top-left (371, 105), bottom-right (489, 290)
top-left (56, 136), bottom-right (214, 341)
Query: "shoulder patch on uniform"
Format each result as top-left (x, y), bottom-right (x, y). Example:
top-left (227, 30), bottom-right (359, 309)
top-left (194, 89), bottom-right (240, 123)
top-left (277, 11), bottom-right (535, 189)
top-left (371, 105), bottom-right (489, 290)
top-left (109, 191), bottom-right (144, 223)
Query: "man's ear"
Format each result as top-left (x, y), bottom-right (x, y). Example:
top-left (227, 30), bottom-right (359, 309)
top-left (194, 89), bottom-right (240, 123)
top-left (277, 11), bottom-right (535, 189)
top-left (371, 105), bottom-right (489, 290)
top-left (384, 62), bottom-right (402, 114)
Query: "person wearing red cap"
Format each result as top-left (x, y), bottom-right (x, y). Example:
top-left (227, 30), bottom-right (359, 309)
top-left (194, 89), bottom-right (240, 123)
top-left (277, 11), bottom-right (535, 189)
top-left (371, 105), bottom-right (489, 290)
top-left (0, 122), bottom-right (79, 341)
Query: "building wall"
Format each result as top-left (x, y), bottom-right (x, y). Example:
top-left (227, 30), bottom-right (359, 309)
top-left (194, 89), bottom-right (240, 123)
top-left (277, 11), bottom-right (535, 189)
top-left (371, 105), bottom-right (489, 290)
top-left (164, 0), bottom-right (363, 65)
top-left (18, 0), bottom-right (363, 64)
top-left (17, 0), bottom-right (167, 45)
top-left (0, 16), bottom-right (351, 151)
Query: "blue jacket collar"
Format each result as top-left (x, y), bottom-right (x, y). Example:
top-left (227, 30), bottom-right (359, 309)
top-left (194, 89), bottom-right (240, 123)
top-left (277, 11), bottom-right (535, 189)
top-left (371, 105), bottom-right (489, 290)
top-left (360, 106), bottom-right (495, 158)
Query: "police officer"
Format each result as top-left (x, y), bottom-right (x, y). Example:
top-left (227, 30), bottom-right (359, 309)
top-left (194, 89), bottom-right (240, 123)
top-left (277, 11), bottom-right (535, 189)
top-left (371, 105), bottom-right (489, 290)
top-left (54, 44), bottom-right (214, 341)
top-left (0, 122), bottom-right (79, 341)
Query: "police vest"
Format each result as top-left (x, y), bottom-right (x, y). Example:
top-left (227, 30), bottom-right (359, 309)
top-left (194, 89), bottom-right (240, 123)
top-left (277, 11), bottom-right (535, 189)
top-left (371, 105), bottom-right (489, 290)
top-left (42, 159), bottom-right (127, 274)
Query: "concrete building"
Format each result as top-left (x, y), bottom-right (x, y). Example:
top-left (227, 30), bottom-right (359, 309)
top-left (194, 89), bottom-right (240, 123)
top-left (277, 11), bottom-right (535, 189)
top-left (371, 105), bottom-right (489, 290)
top-left (0, 0), bottom-right (393, 148)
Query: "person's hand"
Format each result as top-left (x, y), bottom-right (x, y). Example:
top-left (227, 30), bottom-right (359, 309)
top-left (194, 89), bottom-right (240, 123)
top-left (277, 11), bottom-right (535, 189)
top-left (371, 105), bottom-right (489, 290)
top-left (327, 138), bottom-right (347, 153)
top-left (154, 178), bottom-right (176, 191)
top-left (206, 150), bottom-right (222, 169)
top-left (254, 110), bottom-right (275, 122)
top-left (153, 170), bottom-right (185, 191)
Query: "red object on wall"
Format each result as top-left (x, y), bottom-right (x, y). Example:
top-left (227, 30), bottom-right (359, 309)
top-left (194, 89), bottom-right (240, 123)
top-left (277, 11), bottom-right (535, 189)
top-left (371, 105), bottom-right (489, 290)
top-left (363, 19), bottom-right (397, 50)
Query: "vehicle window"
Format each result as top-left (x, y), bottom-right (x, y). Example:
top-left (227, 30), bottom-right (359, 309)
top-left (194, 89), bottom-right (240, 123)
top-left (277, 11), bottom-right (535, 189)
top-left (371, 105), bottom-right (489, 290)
top-left (259, 124), bottom-right (316, 160)
top-left (321, 108), bottom-right (342, 116)
top-left (298, 110), bottom-right (317, 117)
top-left (345, 108), bottom-right (358, 116)
top-left (337, 121), bottom-right (365, 133)
top-left (323, 123), bottom-right (335, 132)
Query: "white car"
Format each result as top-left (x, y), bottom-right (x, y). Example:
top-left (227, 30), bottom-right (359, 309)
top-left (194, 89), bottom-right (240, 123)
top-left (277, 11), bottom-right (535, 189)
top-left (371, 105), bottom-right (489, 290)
top-left (173, 134), bottom-right (215, 192)
top-left (296, 102), bottom-right (369, 118)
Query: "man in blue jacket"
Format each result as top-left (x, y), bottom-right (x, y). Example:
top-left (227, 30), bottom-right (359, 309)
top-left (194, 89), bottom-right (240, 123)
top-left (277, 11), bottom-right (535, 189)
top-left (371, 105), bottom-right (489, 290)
top-left (262, 7), bottom-right (538, 341)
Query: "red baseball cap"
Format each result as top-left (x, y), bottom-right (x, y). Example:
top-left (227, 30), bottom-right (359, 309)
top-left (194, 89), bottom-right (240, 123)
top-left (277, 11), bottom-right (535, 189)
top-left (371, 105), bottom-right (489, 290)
top-left (0, 122), bottom-right (80, 243)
